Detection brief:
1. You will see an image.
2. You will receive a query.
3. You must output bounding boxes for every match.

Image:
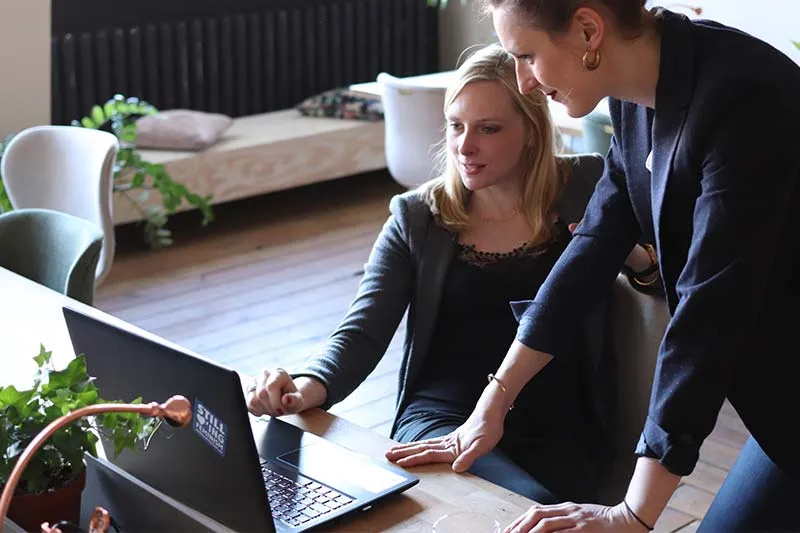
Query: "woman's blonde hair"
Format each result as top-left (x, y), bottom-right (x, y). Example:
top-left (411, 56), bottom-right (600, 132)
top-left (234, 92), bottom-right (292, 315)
top-left (420, 43), bottom-right (569, 246)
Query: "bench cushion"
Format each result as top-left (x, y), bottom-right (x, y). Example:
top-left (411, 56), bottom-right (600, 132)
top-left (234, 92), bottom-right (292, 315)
top-left (135, 110), bottom-right (233, 151)
top-left (113, 109), bottom-right (386, 225)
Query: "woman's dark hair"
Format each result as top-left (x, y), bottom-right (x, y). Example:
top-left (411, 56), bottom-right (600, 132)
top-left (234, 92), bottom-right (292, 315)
top-left (481, 0), bottom-right (647, 37)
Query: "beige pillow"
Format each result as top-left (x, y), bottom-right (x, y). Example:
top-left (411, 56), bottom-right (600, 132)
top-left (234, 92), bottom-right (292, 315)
top-left (135, 109), bottom-right (233, 151)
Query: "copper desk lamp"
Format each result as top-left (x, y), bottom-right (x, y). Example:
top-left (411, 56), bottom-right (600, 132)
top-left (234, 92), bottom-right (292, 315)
top-left (0, 395), bottom-right (192, 533)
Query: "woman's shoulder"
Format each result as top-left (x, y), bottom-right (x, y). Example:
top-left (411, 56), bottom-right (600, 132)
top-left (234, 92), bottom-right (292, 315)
top-left (684, 15), bottom-right (800, 102)
top-left (389, 189), bottom-right (434, 223)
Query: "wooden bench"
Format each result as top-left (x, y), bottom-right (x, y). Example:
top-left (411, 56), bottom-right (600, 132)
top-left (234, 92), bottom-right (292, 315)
top-left (112, 109), bottom-right (387, 225)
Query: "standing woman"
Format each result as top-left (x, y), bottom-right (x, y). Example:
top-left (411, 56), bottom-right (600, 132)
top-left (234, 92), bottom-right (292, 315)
top-left (386, 2), bottom-right (800, 531)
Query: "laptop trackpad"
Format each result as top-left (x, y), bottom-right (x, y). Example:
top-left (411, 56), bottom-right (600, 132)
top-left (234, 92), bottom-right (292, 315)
top-left (277, 441), bottom-right (409, 497)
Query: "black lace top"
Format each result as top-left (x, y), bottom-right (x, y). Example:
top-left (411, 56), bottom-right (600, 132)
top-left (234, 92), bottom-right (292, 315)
top-left (398, 221), bottom-right (597, 445)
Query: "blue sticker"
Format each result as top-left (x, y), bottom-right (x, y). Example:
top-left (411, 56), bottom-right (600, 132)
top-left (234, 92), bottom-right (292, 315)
top-left (192, 399), bottom-right (228, 457)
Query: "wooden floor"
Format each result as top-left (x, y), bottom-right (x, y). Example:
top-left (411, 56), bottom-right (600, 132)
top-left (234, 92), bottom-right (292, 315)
top-left (96, 171), bottom-right (748, 532)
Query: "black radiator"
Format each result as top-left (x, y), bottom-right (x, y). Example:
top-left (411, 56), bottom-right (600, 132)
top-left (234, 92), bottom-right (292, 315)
top-left (51, 0), bottom-right (439, 125)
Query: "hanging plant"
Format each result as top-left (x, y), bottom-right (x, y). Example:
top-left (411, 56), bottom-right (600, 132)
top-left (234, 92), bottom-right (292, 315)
top-left (73, 94), bottom-right (214, 248)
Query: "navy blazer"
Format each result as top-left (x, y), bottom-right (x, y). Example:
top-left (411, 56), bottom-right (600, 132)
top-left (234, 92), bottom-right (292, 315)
top-left (514, 9), bottom-right (800, 477)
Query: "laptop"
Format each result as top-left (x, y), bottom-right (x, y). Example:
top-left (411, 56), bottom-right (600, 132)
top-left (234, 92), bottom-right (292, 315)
top-left (62, 306), bottom-right (419, 533)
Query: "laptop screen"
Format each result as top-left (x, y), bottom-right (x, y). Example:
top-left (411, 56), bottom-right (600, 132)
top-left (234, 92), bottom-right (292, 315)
top-left (63, 306), bottom-right (276, 532)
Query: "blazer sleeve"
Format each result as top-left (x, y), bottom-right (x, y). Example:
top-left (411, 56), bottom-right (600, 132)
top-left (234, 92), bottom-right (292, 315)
top-left (512, 130), bottom-right (641, 358)
top-left (635, 96), bottom-right (800, 475)
top-left (293, 194), bottom-right (416, 408)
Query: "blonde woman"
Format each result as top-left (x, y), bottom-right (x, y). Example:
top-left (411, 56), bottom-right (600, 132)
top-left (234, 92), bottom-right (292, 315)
top-left (247, 44), bottom-right (655, 505)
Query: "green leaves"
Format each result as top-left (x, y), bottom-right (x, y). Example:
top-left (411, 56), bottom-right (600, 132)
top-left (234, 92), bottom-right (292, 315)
top-left (1, 347), bottom-right (156, 494)
top-left (73, 93), bottom-right (215, 248)
top-left (33, 345), bottom-right (51, 367)
top-left (793, 41), bottom-right (800, 51)
top-left (73, 95), bottom-right (158, 132)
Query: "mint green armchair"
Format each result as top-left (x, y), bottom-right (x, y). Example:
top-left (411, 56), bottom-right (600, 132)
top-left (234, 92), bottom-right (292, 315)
top-left (0, 208), bottom-right (104, 305)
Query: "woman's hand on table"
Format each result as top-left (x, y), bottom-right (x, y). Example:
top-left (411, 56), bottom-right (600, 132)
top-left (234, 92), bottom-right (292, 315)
top-left (246, 368), bottom-right (326, 417)
top-left (384, 392), bottom-right (507, 472)
top-left (502, 502), bottom-right (649, 533)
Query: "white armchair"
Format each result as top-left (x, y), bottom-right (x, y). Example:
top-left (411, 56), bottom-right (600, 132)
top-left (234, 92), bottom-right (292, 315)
top-left (0, 125), bottom-right (119, 286)
top-left (377, 72), bottom-right (447, 189)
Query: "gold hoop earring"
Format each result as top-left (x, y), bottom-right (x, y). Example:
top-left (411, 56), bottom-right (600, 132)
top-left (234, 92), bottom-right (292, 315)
top-left (582, 49), bottom-right (601, 71)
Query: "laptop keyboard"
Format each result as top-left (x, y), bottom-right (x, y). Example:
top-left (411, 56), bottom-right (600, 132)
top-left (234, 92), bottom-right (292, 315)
top-left (261, 464), bottom-right (354, 528)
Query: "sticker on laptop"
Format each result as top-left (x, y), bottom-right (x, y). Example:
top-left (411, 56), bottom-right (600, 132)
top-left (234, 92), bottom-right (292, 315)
top-left (192, 399), bottom-right (228, 457)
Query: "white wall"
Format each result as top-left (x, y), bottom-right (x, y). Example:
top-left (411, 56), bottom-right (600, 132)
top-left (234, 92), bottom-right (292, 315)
top-left (439, 1), bottom-right (800, 70)
top-left (649, 1), bottom-right (800, 64)
top-left (0, 0), bottom-right (51, 137)
top-left (437, 1), bottom-right (497, 70)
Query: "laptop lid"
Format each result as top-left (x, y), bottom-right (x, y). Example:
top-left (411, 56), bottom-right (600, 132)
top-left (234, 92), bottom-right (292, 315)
top-left (62, 306), bottom-right (418, 532)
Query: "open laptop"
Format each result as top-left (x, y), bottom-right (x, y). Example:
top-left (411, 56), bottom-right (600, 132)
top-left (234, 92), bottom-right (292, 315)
top-left (62, 306), bottom-right (418, 533)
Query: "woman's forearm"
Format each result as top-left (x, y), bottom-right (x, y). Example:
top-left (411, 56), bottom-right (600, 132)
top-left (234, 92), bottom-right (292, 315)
top-left (488, 339), bottom-right (554, 410)
top-left (624, 457), bottom-right (682, 528)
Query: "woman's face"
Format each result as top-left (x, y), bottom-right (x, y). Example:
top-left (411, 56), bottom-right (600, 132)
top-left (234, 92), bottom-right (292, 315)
top-left (446, 80), bottom-right (527, 192)
top-left (492, 5), bottom-right (602, 118)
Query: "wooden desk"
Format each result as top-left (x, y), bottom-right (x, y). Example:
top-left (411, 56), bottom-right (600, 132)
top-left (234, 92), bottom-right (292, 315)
top-left (0, 267), bottom-right (535, 532)
top-left (351, 71), bottom-right (613, 139)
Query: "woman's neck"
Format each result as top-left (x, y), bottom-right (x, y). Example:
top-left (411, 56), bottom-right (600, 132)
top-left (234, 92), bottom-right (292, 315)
top-left (468, 184), bottom-right (520, 223)
top-left (604, 17), bottom-right (662, 108)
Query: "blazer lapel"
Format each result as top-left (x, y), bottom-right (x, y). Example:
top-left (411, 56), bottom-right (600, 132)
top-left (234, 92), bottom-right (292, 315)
top-left (650, 10), bottom-right (694, 295)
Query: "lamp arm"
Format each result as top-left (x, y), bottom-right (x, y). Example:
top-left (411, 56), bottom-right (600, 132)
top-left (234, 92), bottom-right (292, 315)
top-left (0, 395), bottom-right (192, 533)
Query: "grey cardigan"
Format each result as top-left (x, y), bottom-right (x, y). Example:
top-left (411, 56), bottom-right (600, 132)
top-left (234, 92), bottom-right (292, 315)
top-left (295, 154), bottom-right (608, 437)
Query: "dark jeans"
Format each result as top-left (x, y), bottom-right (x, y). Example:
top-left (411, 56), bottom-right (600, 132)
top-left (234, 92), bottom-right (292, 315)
top-left (698, 436), bottom-right (800, 532)
top-left (393, 421), bottom-right (596, 505)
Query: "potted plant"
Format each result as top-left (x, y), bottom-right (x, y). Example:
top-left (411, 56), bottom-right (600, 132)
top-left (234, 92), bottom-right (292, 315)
top-left (0, 345), bottom-right (156, 530)
top-left (0, 95), bottom-right (214, 249)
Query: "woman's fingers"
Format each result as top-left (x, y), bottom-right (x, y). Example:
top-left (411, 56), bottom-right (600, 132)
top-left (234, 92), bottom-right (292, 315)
top-left (247, 391), bottom-right (266, 416)
top-left (386, 434), bottom-right (462, 467)
top-left (505, 504), bottom-right (579, 533)
top-left (527, 516), bottom-right (577, 533)
top-left (247, 369), bottom-right (272, 416)
top-left (281, 391), bottom-right (304, 414)
top-left (385, 437), bottom-right (451, 461)
top-left (247, 368), bottom-right (298, 417)
top-left (393, 448), bottom-right (458, 468)
top-left (568, 218), bottom-right (583, 233)
top-left (264, 368), bottom-right (289, 413)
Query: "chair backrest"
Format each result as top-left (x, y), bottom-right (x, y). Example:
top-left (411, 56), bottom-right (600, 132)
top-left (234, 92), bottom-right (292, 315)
top-left (555, 153), bottom-right (605, 225)
top-left (550, 152), bottom-right (671, 503)
top-left (377, 72), bottom-right (447, 189)
top-left (0, 125), bottom-right (119, 285)
top-left (0, 208), bottom-right (104, 305)
top-left (599, 274), bottom-right (671, 503)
